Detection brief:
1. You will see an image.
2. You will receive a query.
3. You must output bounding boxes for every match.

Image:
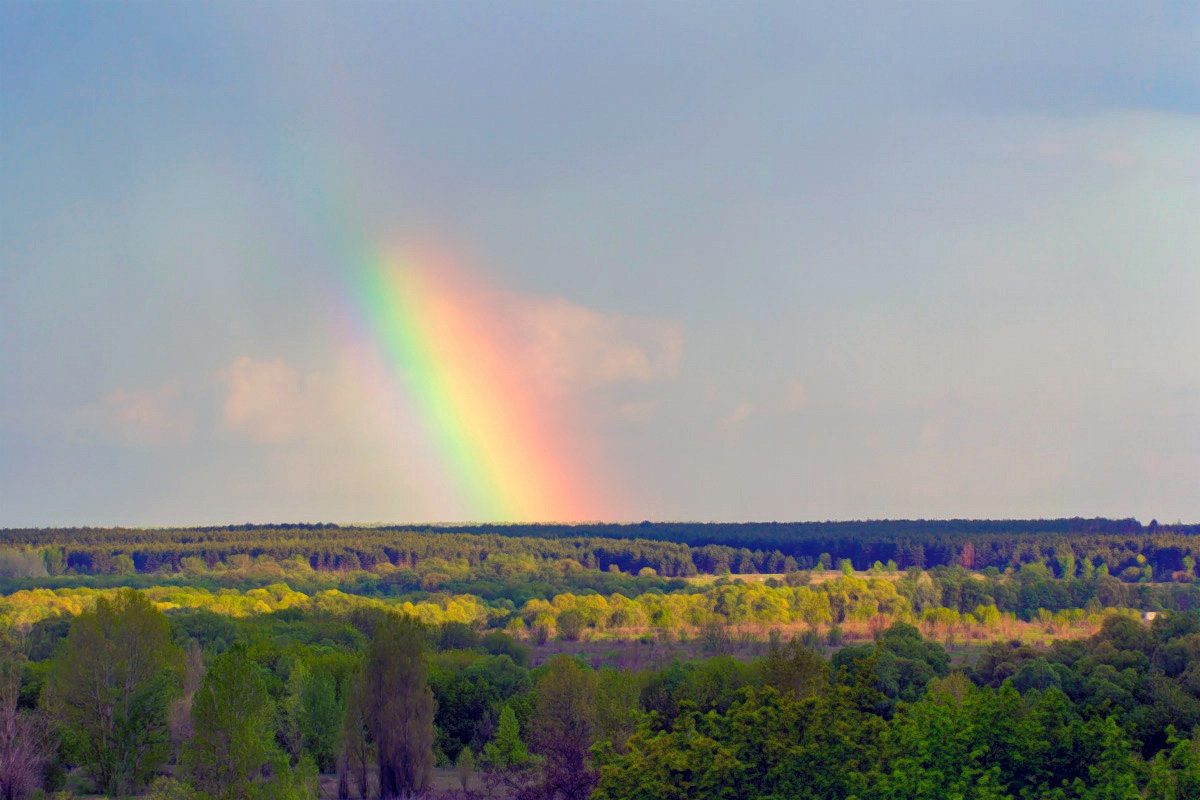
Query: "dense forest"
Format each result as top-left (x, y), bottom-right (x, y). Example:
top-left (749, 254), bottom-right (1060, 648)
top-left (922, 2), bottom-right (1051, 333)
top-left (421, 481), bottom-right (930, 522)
top-left (7, 590), bottom-right (1200, 799)
top-left (4, 518), bottom-right (1200, 579)
top-left (3, 520), bottom-right (1200, 799)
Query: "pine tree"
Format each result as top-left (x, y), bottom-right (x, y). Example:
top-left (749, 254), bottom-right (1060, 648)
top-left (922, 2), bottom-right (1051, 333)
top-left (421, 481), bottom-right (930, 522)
top-left (482, 704), bottom-right (529, 769)
top-left (1077, 716), bottom-right (1142, 800)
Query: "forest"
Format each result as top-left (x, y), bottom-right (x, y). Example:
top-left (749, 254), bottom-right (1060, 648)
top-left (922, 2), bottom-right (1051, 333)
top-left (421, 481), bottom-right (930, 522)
top-left (3, 520), bottom-right (1200, 799)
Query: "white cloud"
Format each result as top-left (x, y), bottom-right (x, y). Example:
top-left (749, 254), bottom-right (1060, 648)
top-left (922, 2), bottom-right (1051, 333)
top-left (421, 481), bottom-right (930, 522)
top-left (508, 294), bottom-right (684, 393)
top-left (221, 357), bottom-right (324, 444)
top-left (76, 381), bottom-right (195, 446)
top-left (220, 354), bottom-right (402, 446)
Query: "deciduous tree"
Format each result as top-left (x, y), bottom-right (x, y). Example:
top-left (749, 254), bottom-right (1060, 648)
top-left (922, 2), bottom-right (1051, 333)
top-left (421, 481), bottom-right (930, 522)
top-left (45, 589), bottom-right (180, 795)
top-left (363, 615), bottom-right (435, 798)
top-left (0, 640), bottom-right (49, 800)
top-left (183, 643), bottom-right (313, 800)
top-left (530, 655), bottom-right (598, 800)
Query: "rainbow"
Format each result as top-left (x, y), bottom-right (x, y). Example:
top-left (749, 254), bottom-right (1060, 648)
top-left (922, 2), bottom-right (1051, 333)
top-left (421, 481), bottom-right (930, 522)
top-left (349, 250), bottom-right (605, 522)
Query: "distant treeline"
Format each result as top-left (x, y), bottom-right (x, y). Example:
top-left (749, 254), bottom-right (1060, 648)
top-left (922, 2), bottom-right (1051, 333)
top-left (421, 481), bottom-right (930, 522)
top-left (3, 517), bottom-right (1200, 581)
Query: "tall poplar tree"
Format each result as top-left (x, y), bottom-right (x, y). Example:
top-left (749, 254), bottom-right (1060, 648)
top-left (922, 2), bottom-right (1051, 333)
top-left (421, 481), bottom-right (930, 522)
top-left (363, 614), bottom-right (435, 799)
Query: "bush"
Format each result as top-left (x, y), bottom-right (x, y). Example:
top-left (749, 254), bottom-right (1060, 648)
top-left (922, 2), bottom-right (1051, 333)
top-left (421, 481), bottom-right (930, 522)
top-left (557, 610), bottom-right (585, 642)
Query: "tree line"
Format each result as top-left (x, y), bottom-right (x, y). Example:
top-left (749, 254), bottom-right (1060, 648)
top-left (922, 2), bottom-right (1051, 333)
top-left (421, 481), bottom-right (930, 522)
top-left (3, 517), bottom-right (1200, 584)
top-left (12, 555), bottom-right (1200, 637)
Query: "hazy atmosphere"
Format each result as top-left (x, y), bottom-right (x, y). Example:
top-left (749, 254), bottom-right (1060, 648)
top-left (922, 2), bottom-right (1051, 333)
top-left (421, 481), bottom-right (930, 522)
top-left (3, 2), bottom-right (1198, 525)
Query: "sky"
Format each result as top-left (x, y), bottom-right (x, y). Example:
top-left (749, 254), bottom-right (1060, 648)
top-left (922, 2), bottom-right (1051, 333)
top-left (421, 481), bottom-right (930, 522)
top-left (2, 2), bottom-right (1198, 526)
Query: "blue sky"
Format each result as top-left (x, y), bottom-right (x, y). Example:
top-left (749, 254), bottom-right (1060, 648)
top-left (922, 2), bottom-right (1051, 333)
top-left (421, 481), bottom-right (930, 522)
top-left (2, 2), bottom-right (1198, 525)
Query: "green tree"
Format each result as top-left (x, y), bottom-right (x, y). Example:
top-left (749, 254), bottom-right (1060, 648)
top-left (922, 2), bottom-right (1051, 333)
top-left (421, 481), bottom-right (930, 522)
top-left (41, 546), bottom-right (64, 577)
top-left (283, 660), bottom-right (310, 759)
top-left (363, 615), bottom-right (435, 798)
top-left (531, 655), bottom-right (599, 800)
top-left (298, 667), bottom-right (342, 773)
top-left (336, 675), bottom-right (371, 800)
top-left (596, 684), bottom-right (882, 800)
top-left (285, 661), bottom-right (341, 772)
top-left (869, 674), bottom-right (1009, 800)
top-left (483, 704), bottom-right (530, 769)
top-left (1073, 716), bottom-right (1141, 800)
top-left (557, 609), bottom-right (585, 642)
top-left (594, 669), bottom-right (643, 753)
top-left (45, 589), bottom-right (181, 795)
top-left (183, 643), bottom-right (311, 800)
top-left (1146, 729), bottom-right (1200, 800)
top-left (431, 652), bottom-right (529, 761)
top-left (761, 638), bottom-right (829, 699)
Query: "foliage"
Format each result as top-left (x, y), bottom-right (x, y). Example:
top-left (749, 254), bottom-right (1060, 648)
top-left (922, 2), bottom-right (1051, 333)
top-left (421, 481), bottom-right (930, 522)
top-left (530, 655), bottom-right (599, 800)
top-left (483, 704), bottom-right (530, 770)
top-left (183, 643), bottom-right (311, 800)
top-left (0, 638), bottom-right (50, 800)
top-left (362, 614), bottom-right (435, 798)
top-left (432, 651), bottom-right (529, 761)
top-left (10, 522), bottom-right (1200, 798)
top-left (44, 588), bottom-right (180, 796)
top-left (284, 660), bottom-right (342, 772)
top-left (336, 674), bottom-right (371, 800)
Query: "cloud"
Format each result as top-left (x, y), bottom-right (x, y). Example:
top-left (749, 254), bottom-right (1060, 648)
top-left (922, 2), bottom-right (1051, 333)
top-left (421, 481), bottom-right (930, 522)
top-left (719, 378), bottom-right (807, 429)
top-left (509, 294), bottom-right (684, 393)
top-left (77, 382), bottom-right (195, 446)
top-left (781, 379), bottom-right (808, 414)
top-left (213, 354), bottom-right (462, 520)
top-left (222, 357), bottom-right (317, 444)
top-left (723, 401), bottom-right (757, 426)
top-left (218, 351), bottom-right (434, 445)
